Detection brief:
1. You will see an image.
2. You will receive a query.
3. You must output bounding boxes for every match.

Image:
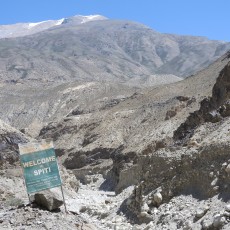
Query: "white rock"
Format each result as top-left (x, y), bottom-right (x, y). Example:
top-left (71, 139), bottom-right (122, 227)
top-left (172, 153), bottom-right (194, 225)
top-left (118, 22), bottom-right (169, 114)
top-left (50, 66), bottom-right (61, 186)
top-left (213, 214), bottom-right (226, 228)
top-left (139, 211), bottom-right (148, 217)
top-left (196, 208), bottom-right (207, 218)
top-left (132, 226), bottom-right (142, 230)
top-left (153, 192), bottom-right (162, 205)
top-left (225, 204), bottom-right (230, 212)
top-left (153, 208), bottom-right (159, 215)
top-left (225, 164), bottom-right (230, 174)
top-left (211, 178), bottom-right (218, 186)
top-left (115, 217), bottom-right (123, 223)
top-left (144, 222), bottom-right (154, 230)
top-left (224, 211), bottom-right (230, 217)
top-left (201, 219), bottom-right (213, 229)
top-left (141, 203), bottom-right (149, 212)
top-left (183, 220), bottom-right (193, 230)
top-left (144, 171), bottom-right (150, 178)
top-left (209, 172), bottom-right (214, 178)
top-left (147, 200), bottom-right (152, 205)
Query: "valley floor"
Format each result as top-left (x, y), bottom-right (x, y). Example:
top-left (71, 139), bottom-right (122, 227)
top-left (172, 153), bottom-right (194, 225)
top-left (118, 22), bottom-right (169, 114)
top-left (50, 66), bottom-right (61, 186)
top-left (1, 168), bottom-right (230, 230)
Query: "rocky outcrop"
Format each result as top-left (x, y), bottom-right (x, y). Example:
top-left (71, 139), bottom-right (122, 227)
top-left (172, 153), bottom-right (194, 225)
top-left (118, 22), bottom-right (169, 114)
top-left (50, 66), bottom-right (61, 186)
top-left (64, 148), bottom-right (114, 169)
top-left (0, 119), bottom-right (30, 167)
top-left (174, 62), bottom-right (230, 144)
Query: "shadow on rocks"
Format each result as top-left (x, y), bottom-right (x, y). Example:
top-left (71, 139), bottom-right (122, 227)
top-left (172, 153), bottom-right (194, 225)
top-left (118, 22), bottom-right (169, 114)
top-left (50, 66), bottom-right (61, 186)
top-left (117, 198), bottom-right (141, 225)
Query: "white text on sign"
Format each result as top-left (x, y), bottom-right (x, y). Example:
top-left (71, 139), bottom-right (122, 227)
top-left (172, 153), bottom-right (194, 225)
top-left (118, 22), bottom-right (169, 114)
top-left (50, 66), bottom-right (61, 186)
top-left (34, 167), bottom-right (51, 176)
top-left (22, 156), bottom-right (56, 168)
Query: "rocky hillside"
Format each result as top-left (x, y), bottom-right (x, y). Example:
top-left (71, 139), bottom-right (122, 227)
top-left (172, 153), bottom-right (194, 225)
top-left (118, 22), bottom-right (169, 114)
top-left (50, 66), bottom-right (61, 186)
top-left (125, 59), bottom-right (230, 229)
top-left (37, 51), bottom-right (230, 182)
top-left (38, 52), bottom-right (230, 229)
top-left (0, 81), bottom-right (138, 133)
top-left (1, 51), bottom-right (230, 229)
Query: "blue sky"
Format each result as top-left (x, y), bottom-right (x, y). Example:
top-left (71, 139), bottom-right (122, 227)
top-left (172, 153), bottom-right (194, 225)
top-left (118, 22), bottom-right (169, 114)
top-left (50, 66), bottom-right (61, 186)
top-left (1, 0), bottom-right (229, 41)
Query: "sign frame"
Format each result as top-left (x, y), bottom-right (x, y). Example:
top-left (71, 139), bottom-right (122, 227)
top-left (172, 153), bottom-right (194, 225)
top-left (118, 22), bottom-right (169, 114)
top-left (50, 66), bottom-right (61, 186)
top-left (18, 140), bottom-right (67, 212)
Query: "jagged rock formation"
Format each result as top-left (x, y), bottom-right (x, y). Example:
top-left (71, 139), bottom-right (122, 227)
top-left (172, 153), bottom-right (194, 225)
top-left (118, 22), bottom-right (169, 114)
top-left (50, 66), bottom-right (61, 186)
top-left (0, 119), bottom-right (30, 167)
top-left (174, 60), bottom-right (230, 144)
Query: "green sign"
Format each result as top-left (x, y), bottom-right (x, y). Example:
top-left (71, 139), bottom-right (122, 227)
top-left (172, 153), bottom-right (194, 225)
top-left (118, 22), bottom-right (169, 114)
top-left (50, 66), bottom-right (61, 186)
top-left (20, 146), bottom-right (62, 194)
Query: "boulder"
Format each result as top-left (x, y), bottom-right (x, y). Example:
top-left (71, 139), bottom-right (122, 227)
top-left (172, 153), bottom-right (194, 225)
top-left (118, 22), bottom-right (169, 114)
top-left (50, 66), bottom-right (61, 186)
top-left (34, 190), bottom-right (63, 211)
top-left (213, 214), bottom-right (226, 228)
top-left (153, 192), bottom-right (163, 206)
top-left (195, 206), bottom-right (209, 218)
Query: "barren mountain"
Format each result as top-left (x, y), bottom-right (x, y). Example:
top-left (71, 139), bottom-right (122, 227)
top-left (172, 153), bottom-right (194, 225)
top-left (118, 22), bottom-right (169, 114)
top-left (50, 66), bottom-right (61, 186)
top-left (0, 16), bottom-right (229, 88)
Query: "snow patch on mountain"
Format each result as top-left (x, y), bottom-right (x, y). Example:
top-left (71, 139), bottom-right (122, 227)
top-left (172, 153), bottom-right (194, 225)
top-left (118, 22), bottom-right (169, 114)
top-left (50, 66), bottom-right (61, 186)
top-left (28, 21), bottom-right (48, 29)
top-left (56, 18), bottom-right (65, 26)
top-left (79, 15), bottom-right (107, 24)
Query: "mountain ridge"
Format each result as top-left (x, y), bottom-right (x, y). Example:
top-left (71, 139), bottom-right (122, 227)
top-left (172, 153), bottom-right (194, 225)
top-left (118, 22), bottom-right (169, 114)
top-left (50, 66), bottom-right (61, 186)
top-left (0, 18), bottom-right (229, 87)
top-left (0, 15), bottom-right (107, 39)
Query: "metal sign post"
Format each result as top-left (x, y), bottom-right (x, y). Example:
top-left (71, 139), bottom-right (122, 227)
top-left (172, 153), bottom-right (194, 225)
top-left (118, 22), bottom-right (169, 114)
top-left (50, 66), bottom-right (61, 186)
top-left (18, 140), bottom-right (67, 212)
top-left (60, 185), bottom-right (67, 213)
